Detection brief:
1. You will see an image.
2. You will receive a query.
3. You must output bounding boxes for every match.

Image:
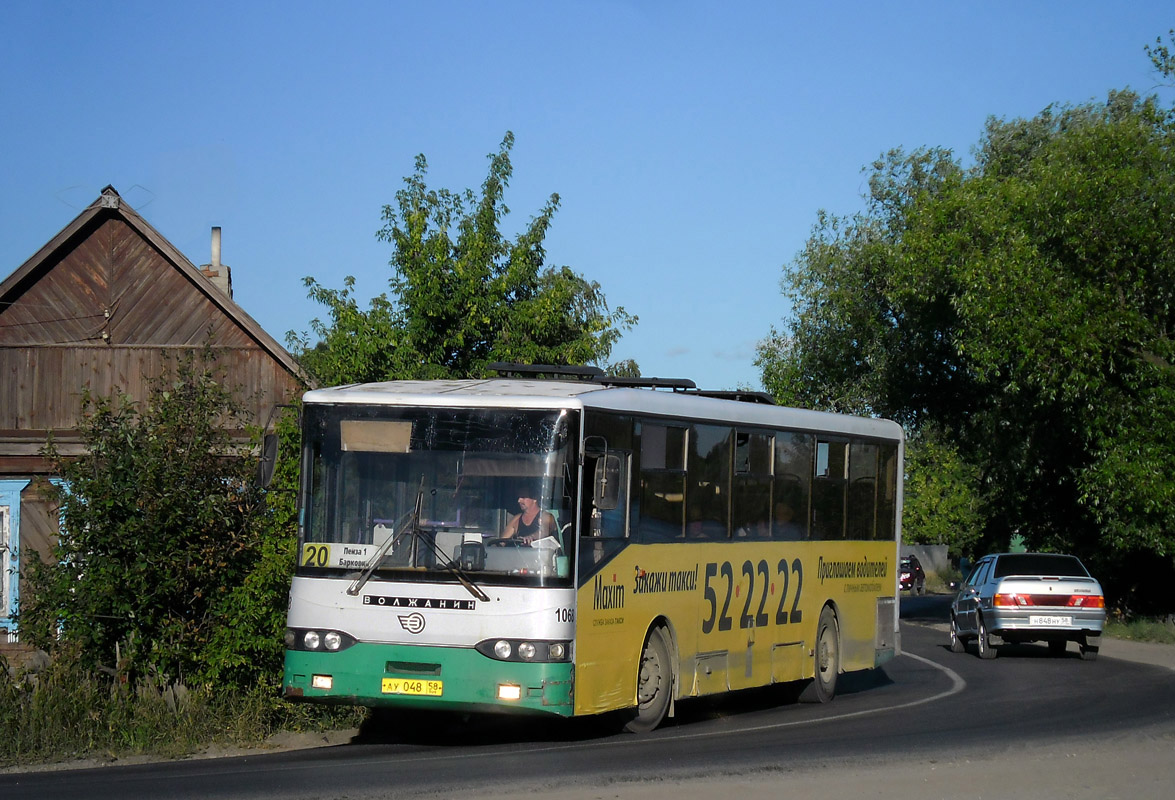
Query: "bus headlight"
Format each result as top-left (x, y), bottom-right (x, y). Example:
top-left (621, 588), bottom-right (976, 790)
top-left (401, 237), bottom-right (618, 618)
top-left (477, 639), bottom-right (572, 663)
top-left (286, 628), bottom-right (357, 652)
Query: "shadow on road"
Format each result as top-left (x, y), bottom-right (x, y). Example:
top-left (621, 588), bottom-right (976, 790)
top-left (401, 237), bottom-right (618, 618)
top-left (351, 665), bottom-right (899, 747)
top-left (899, 593), bottom-right (952, 624)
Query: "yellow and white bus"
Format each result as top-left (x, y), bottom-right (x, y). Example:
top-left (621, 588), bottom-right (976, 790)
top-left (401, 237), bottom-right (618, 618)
top-left (282, 365), bottom-right (903, 731)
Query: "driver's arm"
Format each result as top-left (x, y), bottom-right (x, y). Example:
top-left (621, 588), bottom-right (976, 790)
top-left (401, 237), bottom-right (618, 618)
top-left (501, 514), bottom-right (520, 539)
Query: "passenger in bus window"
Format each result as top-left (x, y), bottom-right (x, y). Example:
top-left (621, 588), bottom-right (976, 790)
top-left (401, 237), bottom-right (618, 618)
top-left (501, 485), bottom-right (557, 544)
top-left (774, 499), bottom-right (805, 540)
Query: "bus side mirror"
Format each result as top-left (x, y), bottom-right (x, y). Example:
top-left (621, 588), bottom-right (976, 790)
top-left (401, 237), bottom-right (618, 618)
top-left (594, 454), bottom-right (622, 511)
top-left (256, 432), bottom-right (279, 489)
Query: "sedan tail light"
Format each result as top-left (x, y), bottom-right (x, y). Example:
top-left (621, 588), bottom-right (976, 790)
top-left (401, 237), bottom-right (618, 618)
top-left (994, 593), bottom-right (1105, 608)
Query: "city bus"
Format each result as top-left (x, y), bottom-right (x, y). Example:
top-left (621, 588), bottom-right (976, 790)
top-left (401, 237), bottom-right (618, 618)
top-left (281, 365), bottom-right (903, 731)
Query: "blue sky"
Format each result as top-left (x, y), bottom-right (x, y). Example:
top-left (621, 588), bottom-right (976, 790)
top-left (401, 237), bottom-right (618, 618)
top-left (2, 2), bottom-right (1171, 390)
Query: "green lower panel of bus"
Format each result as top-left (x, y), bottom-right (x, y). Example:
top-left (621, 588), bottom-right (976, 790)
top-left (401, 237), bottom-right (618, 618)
top-left (283, 644), bottom-right (574, 716)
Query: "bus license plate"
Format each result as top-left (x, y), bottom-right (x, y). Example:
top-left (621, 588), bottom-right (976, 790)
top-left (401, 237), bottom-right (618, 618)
top-left (1029, 615), bottom-right (1072, 627)
top-left (382, 678), bottom-right (443, 696)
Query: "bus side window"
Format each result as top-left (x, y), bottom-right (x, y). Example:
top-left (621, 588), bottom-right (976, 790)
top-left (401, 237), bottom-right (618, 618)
top-left (687, 425), bottom-right (732, 540)
top-left (580, 452), bottom-right (630, 575)
top-left (586, 452), bottom-right (629, 539)
top-left (733, 430), bottom-right (772, 539)
top-left (847, 441), bottom-right (879, 540)
top-left (638, 423), bottom-right (686, 541)
top-left (774, 431), bottom-right (812, 540)
top-left (812, 440), bottom-right (847, 539)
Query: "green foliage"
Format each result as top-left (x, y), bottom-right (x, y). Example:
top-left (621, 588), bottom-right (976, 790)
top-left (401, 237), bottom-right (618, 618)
top-left (902, 426), bottom-right (984, 560)
top-left (1104, 615), bottom-right (1175, 644)
top-left (1146, 29), bottom-right (1175, 86)
top-left (0, 646), bottom-right (362, 768)
top-left (198, 407), bottom-right (303, 689)
top-left (290, 132), bottom-right (636, 385)
top-left (20, 353), bottom-right (266, 683)
top-left (758, 62), bottom-right (1175, 604)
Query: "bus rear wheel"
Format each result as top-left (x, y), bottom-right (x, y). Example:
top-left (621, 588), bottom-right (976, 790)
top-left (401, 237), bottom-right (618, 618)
top-left (624, 627), bottom-right (673, 733)
top-left (800, 605), bottom-right (839, 703)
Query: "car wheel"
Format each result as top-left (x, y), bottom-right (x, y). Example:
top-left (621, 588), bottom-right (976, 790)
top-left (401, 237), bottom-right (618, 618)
top-left (1048, 639), bottom-right (1067, 657)
top-left (949, 615), bottom-right (966, 653)
top-left (916, 578), bottom-right (925, 596)
top-left (977, 614), bottom-right (997, 660)
top-left (1079, 641), bottom-right (1099, 662)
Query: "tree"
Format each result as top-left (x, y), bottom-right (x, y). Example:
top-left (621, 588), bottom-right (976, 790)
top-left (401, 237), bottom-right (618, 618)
top-left (197, 406), bottom-right (302, 691)
top-left (291, 133), bottom-right (636, 385)
top-left (758, 79), bottom-right (1175, 605)
top-left (901, 426), bottom-right (984, 559)
top-left (20, 354), bottom-right (267, 681)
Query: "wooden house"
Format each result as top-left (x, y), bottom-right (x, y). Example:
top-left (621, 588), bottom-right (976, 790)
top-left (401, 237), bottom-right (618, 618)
top-left (0, 185), bottom-right (311, 650)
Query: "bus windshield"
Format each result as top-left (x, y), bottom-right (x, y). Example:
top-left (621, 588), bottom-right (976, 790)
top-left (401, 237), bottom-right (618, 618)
top-left (299, 404), bottom-right (578, 587)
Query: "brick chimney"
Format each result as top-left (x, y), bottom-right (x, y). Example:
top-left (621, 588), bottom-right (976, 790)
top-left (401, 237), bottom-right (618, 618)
top-left (199, 227), bottom-right (233, 298)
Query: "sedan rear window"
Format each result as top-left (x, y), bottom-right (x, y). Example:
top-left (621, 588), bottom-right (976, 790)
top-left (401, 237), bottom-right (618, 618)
top-left (993, 554), bottom-right (1089, 579)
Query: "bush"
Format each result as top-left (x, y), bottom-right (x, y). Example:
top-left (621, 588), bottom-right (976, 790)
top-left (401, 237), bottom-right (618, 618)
top-left (18, 350), bottom-right (300, 691)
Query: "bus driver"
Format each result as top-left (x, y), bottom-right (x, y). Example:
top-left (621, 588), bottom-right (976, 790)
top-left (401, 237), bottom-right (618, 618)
top-left (501, 485), bottom-right (557, 545)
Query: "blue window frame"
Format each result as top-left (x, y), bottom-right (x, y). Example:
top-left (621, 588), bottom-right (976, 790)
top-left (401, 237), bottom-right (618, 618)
top-left (0, 480), bottom-right (30, 635)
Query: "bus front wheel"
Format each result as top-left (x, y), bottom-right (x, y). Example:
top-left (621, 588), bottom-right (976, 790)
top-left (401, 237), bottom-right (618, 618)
top-left (624, 626), bottom-right (673, 733)
top-left (799, 605), bottom-right (839, 704)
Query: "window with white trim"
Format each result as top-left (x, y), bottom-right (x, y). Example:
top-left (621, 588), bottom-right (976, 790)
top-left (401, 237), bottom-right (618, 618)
top-left (0, 480), bottom-right (30, 633)
top-left (0, 505), bottom-right (10, 622)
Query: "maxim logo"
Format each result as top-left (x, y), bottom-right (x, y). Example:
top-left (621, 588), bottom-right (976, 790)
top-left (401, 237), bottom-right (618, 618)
top-left (593, 574), bottom-right (625, 610)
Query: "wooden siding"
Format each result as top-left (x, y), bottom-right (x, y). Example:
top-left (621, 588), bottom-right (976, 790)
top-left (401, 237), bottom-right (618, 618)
top-left (0, 345), bottom-right (301, 432)
top-left (0, 218), bottom-right (254, 348)
top-left (0, 213), bottom-right (305, 443)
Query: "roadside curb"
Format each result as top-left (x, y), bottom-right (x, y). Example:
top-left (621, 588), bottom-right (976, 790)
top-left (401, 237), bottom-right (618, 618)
top-left (1097, 636), bottom-right (1175, 672)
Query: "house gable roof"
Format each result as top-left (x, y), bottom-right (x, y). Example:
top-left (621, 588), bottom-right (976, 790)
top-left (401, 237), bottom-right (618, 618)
top-left (0, 185), bottom-right (313, 386)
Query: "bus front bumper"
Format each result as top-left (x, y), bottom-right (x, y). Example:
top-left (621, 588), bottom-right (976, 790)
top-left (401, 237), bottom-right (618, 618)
top-left (283, 643), bottom-right (574, 716)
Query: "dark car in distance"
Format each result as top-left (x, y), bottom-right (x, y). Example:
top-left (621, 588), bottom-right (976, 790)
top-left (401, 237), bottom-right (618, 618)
top-left (899, 555), bottom-right (926, 594)
top-left (949, 552), bottom-right (1106, 660)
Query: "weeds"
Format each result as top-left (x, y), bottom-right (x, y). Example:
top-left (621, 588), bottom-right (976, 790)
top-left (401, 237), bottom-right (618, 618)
top-left (1104, 616), bottom-right (1175, 645)
top-left (0, 648), bottom-right (362, 769)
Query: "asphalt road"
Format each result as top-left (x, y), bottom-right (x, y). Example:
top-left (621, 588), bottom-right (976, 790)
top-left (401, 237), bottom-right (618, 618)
top-left (4, 596), bottom-right (1173, 800)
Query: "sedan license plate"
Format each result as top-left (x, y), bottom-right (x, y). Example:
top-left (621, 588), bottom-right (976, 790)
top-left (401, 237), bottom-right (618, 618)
top-left (382, 678), bottom-right (443, 696)
top-left (1029, 615), bottom-right (1072, 627)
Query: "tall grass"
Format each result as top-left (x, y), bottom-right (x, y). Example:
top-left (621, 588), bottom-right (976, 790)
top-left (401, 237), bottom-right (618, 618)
top-left (0, 648), bottom-right (363, 769)
top-left (1103, 616), bottom-right (1175, 645)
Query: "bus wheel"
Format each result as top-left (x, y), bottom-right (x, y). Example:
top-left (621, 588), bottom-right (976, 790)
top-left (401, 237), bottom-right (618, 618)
top-left (800, 605), bottom-right (839, 703)
top-left (625, 627), bottom-right (672, 733)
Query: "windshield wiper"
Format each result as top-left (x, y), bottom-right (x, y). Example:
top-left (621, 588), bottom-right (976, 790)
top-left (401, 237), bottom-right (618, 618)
top-left (346, 483), bottom-right (489, 603)
top-left (409, 488), bottom-right (490, 602)
top-left (432, 549), bottom-right (490, 602)
top-left (346, 506), bottom-right (415, 597)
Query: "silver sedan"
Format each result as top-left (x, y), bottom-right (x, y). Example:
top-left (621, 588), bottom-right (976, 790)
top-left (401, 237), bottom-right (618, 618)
top-left (950, 552), bottom-right (1106, 660)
